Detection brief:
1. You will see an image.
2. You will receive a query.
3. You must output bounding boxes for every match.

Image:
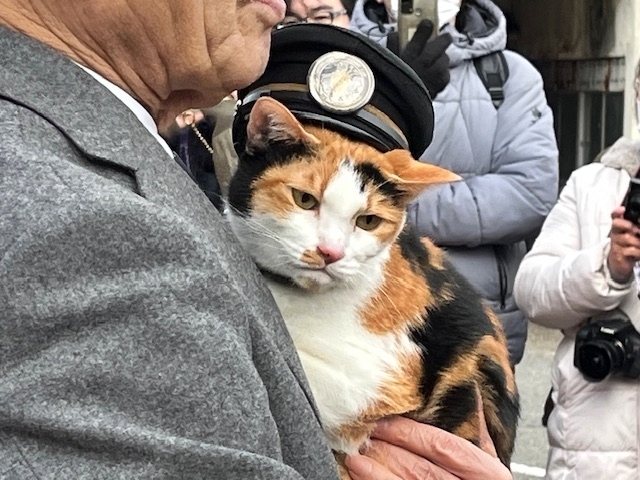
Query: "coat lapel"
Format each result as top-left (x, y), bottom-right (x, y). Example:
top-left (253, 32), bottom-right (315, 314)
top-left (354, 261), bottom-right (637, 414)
top-left (0, 27), bottom-right (168, 176)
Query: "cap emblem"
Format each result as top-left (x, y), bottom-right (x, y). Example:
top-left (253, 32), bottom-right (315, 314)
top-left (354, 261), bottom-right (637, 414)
top-left (307, 51), bottom-right (376, 114)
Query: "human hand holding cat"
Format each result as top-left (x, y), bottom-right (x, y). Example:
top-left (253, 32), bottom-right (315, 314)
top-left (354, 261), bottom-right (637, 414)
top-left (344, 390), bottom-right (512, 480)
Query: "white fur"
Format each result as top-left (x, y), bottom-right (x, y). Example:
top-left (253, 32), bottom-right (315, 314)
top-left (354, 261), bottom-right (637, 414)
top-left (266, 273), bottom-right (420, 454)
top-left (228, 162), bottom-right (395, 289)
top-left (228, 162), bottom-right (418, 453)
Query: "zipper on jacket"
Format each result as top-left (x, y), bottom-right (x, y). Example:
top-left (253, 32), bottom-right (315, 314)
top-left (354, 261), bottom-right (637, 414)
top-left (493, 245), bottom-right (507, 310)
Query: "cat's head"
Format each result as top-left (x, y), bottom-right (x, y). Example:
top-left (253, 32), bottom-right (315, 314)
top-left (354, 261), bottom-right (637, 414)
top-left (227, 97), bottom-right (459, 292)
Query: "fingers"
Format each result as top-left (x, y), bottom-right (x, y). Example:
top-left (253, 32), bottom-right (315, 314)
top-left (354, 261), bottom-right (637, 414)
top-left (392, 21), bottom-right (450, 70)
top-left (345, 453), bottom-right (404, 480)
top-left (611, 231), bottom-right (640, 249)
top-left (347, 440), bottom-right (458, 480)
top-left (610, 210), bottom-right (640, 249)
top-left (368, 417), bottom-right (512, 480)
top-left (608, 206), bottom-right (640, 282)
top-left (404, 19), bottom-right (437, 60)
top-left (425, 53), bottom-right (451, 97)
top-left (420, 32), bottom-right (453, 59)
top-left (611, 219), bottom-right (640, 238)
top-left (611, 206), bottom-right (625, 219)
top-left (408, 19), bottom-right (435, 51)
top-left (607, 246), bottom-right (640, 284)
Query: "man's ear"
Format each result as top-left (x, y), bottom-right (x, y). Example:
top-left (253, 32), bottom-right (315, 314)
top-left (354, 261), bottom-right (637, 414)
top-left (383, 149), bottom-right (461, 200)
top-left (246, 97), bottom-right (320, 153)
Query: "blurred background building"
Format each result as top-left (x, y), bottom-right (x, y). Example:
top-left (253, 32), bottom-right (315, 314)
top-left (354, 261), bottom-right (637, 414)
top-left (496, 0), bottom-right (639, 187)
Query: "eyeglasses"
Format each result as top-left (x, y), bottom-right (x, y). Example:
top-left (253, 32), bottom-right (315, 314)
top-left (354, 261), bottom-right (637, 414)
top-left (279, 7), bottom-right (348, 26)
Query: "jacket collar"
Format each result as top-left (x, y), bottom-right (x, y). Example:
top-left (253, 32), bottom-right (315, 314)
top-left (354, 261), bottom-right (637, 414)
top-left (74, 62), bottom-right (173, 158)
top-left (0, 26), bottom-right (169, 175)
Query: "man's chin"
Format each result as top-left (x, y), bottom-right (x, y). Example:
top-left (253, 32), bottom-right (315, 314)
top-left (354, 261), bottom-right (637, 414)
top-left (226, 37), bottom-right (270, 92)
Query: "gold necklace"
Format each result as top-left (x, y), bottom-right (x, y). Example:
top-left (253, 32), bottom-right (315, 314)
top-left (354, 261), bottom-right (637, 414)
top-left (180, 109), bottom-right (215, 156)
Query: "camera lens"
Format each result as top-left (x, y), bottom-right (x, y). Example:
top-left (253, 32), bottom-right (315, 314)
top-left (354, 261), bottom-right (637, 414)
top-left (577, 341), bottom-right (624, 381)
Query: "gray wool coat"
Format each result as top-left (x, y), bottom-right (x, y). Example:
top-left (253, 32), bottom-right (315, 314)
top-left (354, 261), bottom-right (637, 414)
top-left (0, 26), bottom-right (338, 479)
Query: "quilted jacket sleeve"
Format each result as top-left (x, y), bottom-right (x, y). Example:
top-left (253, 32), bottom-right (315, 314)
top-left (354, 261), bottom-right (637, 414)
top-left (407, 51), bottom-right (559, 247)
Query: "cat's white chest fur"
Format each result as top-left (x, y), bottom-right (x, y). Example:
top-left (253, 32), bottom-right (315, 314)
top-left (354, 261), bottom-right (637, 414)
top-left (265, 276), bottom-right (420, 454)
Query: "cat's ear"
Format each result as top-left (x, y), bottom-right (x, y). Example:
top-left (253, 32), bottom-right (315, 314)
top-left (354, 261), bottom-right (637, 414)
top-left (383, 150), bottom-right (461, 200)
top-left (245, 97), bottom-right (320, 152)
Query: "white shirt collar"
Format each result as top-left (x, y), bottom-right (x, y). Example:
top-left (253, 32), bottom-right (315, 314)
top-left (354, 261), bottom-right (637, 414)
top-left (75, 63), bottom-right (174, 158)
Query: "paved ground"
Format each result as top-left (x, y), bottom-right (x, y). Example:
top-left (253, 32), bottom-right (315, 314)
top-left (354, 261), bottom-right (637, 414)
top-left (510, 323), bottom-right (563, 479)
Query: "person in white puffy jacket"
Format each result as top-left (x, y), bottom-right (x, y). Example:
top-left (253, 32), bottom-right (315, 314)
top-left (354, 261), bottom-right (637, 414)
top-left (514, 62), bottom-right (640, 480)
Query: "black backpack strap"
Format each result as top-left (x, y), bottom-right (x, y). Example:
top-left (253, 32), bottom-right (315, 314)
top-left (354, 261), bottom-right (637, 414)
top-left (473, 52), bottom-right (509, 109)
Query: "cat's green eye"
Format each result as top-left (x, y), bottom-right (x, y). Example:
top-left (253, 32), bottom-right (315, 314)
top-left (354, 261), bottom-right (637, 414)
top-left (356, 214), bottom-right (382, 231)
top-left (292, 188), bottom-right (318, 210)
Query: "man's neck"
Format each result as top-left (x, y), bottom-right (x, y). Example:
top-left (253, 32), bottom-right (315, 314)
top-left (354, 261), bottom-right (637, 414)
top-left (0, 1), bottom-right (170, 126)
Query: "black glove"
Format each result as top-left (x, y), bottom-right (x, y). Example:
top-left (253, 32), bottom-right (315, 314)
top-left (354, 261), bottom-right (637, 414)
top-left (387, 20), bottom-right (452, 99)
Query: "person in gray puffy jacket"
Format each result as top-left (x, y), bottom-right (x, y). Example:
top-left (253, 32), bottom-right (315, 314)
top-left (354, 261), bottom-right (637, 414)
top-left (351, 0), bottom-right (559, 365)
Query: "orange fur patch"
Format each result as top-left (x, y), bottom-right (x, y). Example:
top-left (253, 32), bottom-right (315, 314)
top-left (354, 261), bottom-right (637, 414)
top-left (360, 244), bottom-right (436, 335)
top-left (300, 248), bottom-right (324, 268)
top-left (251, 158), bottom-right (331, 218)
top-left (478, 330), bottom-right (517, 395)
top-left (420, 237), bottom-right (446, 270)
top-left (411, 353), bottom-right (480, 425)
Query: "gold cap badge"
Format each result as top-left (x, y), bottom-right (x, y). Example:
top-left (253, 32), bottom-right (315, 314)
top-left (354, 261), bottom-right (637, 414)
top-left (307, 51), bottom-right (376, 114)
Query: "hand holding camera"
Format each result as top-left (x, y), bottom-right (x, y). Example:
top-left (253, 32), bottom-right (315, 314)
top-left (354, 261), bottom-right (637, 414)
top-left (573, 180), bottom-right (640, 383)
top-left (610, 176), bottom-right (640, 283)
top-left (608, 202), bottom-right (640, 284)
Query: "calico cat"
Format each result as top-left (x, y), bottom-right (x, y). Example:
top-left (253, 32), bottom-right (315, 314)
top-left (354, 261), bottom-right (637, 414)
top-left (227, 96), bottom-right (520, 471)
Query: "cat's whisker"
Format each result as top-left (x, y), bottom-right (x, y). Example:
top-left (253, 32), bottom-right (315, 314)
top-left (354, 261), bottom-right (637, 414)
top-left (240, 216), bottom-right (297, 247)
top-left (240, 219), bottom-right (311, 263)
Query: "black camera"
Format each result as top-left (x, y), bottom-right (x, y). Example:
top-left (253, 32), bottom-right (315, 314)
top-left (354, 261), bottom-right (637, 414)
top-left (574, 319), bottom-right (640, 382)
top-left (623, 177), bottom-right (640, 224)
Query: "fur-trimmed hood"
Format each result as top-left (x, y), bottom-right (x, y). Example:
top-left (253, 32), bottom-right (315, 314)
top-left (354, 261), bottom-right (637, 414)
top-left (597, 137), bottom-right (640, 177)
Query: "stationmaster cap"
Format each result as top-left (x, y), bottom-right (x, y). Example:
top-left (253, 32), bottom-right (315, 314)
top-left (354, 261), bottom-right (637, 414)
top-left (233, 23), bottom-right (434, 159)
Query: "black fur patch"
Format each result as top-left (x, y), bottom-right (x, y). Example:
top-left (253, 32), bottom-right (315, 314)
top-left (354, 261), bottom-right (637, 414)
top-left (353, 162), bottom-right (403, 206)
top-left (227, 141), bottom-right (313, 216)
top-left (396, 226), bottom-right (447, 294)
top-left (398, 225), bottom-right (495, 398)
top-left (429, 382), bottom-right (478, 433)
top-left (479, 357), bottom-right (520, 431)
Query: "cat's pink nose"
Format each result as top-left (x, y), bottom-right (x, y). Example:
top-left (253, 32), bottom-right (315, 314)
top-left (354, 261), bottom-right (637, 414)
top-left (316, 245), bottom-right (344, 265)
